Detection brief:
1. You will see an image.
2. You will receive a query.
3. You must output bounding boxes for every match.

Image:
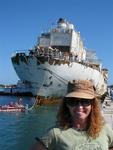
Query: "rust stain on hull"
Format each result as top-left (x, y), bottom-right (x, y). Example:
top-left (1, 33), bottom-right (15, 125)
top-left (35, 96), bottom-right (61, 105)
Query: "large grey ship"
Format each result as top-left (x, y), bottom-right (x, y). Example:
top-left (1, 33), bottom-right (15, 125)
top-left (11, 18), bottom-right (108, 97)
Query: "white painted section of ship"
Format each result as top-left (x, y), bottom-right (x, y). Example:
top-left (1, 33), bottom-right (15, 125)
top-left (11, 18), bottom-right (108, 97)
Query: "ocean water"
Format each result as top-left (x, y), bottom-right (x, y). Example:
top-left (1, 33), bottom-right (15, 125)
top-left (0, 96), bottom-right (58, 150)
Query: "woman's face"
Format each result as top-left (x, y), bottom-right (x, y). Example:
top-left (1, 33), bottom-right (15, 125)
top-left (66, 98), bottom-right (92, 121)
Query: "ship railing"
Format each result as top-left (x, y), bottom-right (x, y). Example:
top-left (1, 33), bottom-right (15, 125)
top-left (34, 49), bottom-right (88, 64)
top-left (86, 58), bottom-right (102, 64)
top-left (13, 48), bottom-right (101, 65)
top-left (11, 50), bottom-right (30, 57)
top-left (12, 48), bottom-right (102, 72)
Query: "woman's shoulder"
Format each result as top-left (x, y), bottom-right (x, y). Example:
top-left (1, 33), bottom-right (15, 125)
top-left (47, 127), bottom-right (72, 137)
top-left (103, 124), bottom-right (113, 131)
top-left (48, 127), bottom-right (63, 134)
top-left (103, 124), bottom-right (113, 149)
top-left (102, 123), bottom-right (113, 136)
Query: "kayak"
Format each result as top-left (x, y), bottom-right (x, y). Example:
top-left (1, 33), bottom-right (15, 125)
top-left (0, 106), bottom-right (25, 112)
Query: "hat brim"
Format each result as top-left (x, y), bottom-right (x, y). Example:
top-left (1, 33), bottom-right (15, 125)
top-left (65, 91), bottom-right (95, 99)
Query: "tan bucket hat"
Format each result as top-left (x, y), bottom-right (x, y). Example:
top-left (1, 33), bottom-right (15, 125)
top-left (65, 80), bottom-right (95, 99)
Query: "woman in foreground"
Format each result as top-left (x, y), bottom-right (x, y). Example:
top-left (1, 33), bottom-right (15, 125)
top-left (30, 80), bottom-right (113, 150)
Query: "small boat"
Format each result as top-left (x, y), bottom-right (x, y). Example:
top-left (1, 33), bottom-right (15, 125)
top-left (0, 105), bottom-right (25, 112)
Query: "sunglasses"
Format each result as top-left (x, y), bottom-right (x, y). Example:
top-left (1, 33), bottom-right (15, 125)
top-left (65, 98), bottom-right (93, 107)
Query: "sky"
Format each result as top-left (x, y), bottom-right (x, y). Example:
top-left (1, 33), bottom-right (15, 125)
top-left (0, 0), bottom-right (113, 85)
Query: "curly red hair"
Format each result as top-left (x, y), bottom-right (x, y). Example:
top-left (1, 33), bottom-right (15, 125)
top-left (56, 97), bottom-right (105, 138)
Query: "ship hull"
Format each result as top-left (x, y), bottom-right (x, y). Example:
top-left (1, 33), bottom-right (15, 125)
top-left (12, 56), bottom-right (107, 97)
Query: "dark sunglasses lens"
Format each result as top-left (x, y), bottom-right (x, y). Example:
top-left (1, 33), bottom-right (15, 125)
top-left (66, 100), bottom-right (77, 106)
top-left (66, 99), bottom-right (91, 107)
top-left (81, 100), bottom-right (91, 106)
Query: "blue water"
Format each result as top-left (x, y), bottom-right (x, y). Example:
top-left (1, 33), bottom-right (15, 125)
top-left (0, 96), bottom-right (58, 150)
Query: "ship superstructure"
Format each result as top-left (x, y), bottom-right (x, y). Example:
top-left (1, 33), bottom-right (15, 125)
top-left (11, 18), bottom-right (108, 97)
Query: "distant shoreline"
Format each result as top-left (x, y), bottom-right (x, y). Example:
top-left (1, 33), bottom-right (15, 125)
top-left (0, 91), bottom-right (33, 97)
